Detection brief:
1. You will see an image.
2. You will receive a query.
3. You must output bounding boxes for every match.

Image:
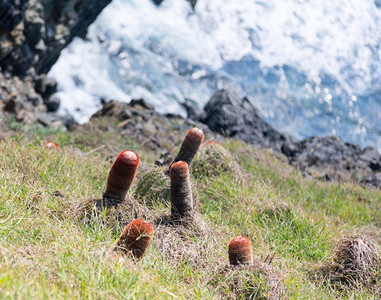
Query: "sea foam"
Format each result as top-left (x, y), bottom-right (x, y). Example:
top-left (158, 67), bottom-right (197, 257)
top-left (49, 0), bottom-right (381, 150)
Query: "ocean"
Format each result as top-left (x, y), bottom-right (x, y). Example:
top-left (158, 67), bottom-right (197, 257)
top-left (48, 0), bottom-right (381, 151)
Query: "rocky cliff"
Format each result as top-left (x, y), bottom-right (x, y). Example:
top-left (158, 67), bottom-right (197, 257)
top-left (0, 0), bottom-right (112, 125)
top-left (0, 0), bottom-right (111, 76)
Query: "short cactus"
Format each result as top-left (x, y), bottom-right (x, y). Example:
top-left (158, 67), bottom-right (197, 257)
top-left (228, 236), bottom-right (253, 265)
top-left (103, 150), bottom-right (139, 204)
top-left (115, 218), bottom-right (154, 260)
top-left (170, 161), bottom-right (193, 219)
top-left (170, 127), bottom-right (204, 169)
top-left (45, 141), bottom-right (60, 151)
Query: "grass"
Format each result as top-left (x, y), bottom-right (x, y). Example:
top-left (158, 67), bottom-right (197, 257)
top-left (0, 121), bottom-right (381, 299)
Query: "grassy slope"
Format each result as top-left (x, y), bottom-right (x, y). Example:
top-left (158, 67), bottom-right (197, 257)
top-left (1, 121), bottom-right (381, 299)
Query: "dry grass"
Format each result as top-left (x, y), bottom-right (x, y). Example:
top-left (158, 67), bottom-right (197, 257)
top-left (193, 141), bottom-right (245, 183)
top-left (210, 259), bottom-right (284, 299)
top-left (315, 235), bottom-right (381, 291)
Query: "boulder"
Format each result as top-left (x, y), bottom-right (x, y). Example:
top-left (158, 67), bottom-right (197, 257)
top-left (0, 0), bottom-right (112, 76)
top-left (200, 89), bottom-right (287, 151)
top-left (200, 89), bottom-right (381, 189)
top-left (0, 0), bottom-right (111, 125)
top-left (361, 174), bottom-right (381, 189)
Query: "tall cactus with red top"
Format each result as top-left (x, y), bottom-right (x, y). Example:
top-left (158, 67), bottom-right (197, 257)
top-left (103, 150), bottom-right (139, 204)
top-left (171, 127), bottom-right (204, 169)
top-left (170, 161), bottom-right (193, 219)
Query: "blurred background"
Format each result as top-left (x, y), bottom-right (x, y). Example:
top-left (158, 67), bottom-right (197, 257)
top-left (30, 0), bottom-right (381, 151)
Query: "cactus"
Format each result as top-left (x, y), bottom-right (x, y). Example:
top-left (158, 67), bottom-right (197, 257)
top-left (45, 141), bottom-right (60, 151)
top-left (103, 150), bottom-right (139, 204)
top-left (228, 236), bottom-right (253, 265)
top-left (170, 127), bottom-right (204, 170)
top-left (170, 161), bottom-right (193, 219)
top-left (115, 218), bottom-right (154, 260)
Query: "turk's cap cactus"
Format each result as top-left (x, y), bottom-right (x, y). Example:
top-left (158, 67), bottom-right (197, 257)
top-left (228, 236), bottom-right (253, 265)
top-left (116, 218), bottom-right (154, 260)
top-left (103, 150), bottom-right (139, 203)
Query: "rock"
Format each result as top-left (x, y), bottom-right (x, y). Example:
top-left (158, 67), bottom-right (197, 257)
top-left (60, 112), bottom-right (77, 129)
top-left (34, 74), bottom-right (57, 100)
top-left (182, 100), bottom-right (203, 121)
top-left (281, 142), bottom-right (298, 157)
top-left (360, 146), bottom-right (381, 171)
top-left (130, 98), bottom-right (154, 111)
top-left (91, 99), bottom-right (130, 120)
top-left (287, 136), bottom-right (381, 173)
top-left (0, 0), bottom-right (112, 76)
top-left (0, 0), bottom-right (28, 32)
top-left (89, 99), bottom-right (217, 152)
top-left (282, 135), bottom-right (381, 188)
top-left (361, 174), bottom-right (381, 189)
top-left (0, 71), bottom-right (46, 124)
top-left (199, 89), bottom-right (381, 189)
top-left (44, 95), bottom-right (60, 112)
top-left (200, 89), bottom-right (287, 151)
top-left (152, 0), bottom-right (197, 9)
top-left (37, 112), bottom-right (64, 128)
top-left (0, 0), bottom-right (111, 126)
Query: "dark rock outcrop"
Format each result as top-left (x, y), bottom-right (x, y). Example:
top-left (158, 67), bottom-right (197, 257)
top-left (200, 89), bottom-right (381, 189)
top-left (199, 89), bottom-right (288, 151)
top-left (0, 0), bottom-right (28, 33)
top-left (90, 99), bottom-right (214, 152)
top-left (284, 136), bottom-right (381, 172)
top-left (0, 0), bottom-right (111, 125)
top-left (0, 0), bottom-right (112, 76)
top-left (361, 174), bottom-right (381, 189)
top-left (283, 136), bottom-right (381, 187)
top-left (0, 71), bottom-right (46, 124)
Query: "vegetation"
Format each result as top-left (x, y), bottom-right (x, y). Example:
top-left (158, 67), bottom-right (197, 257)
top-left (0, 120), bottom-right (381, 299)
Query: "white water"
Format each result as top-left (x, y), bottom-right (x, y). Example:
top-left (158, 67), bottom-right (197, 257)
top-left (49, 0), bottom-right (381, 150)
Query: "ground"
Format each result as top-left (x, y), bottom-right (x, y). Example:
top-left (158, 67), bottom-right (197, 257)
top-left (0, 116), bottom-right (380, 299)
